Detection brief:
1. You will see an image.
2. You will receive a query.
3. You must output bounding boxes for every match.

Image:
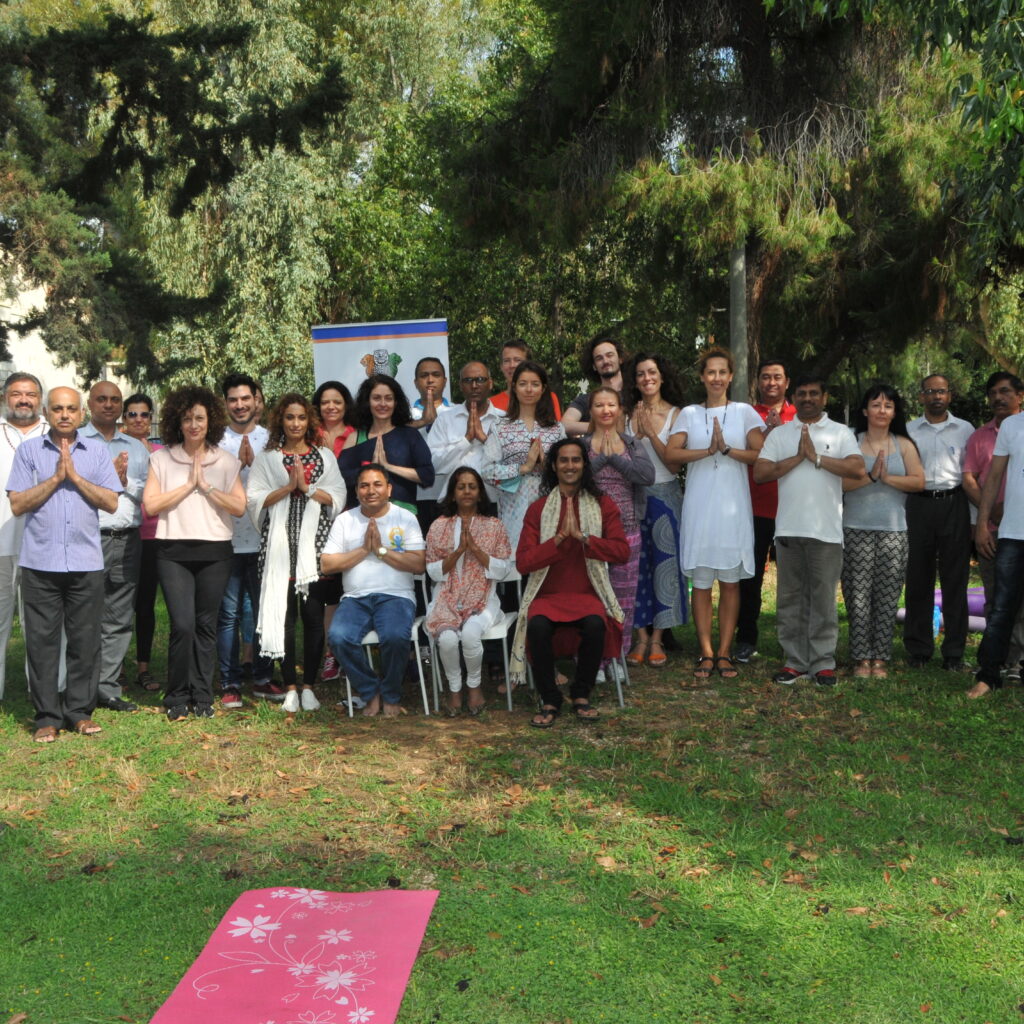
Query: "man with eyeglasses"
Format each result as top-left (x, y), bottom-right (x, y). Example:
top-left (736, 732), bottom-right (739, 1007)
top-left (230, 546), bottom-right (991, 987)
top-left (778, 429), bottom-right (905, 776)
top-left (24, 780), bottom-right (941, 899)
top-left (904, 373), bottom-right (975, 670)
top-left (0, 372), bottom-right (48, 700)
top-left (426, 361), bottom-right (505, 504)
top-left (81, 381), bottom-right (150, 712)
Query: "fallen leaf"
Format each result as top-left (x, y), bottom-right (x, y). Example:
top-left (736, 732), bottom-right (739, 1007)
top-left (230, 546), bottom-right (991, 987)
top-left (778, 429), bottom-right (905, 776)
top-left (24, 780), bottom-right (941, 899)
top-left (784, 808), bottom-right (801, 820)
top-left (845, 907), bottom-right (870, 915)
top-left (487, 931), bottom-right (502, 940)
top-left (504, 784), bottom-right (524, 799)
top-left (511, 885), bottom-right (531, 895)
top-left (6, 1014), bottom-right (30, 1024)
top-left (920, 1004), bottom-right (931, 1012)
top-left (894, 754), bottom-right (911, 763)
top-left (637, 913), bottom-right (660, 929)
top-left (595, 855), bottom-right (617, 871)
top-left (849, 708), bottom-right (863, 718)
top-left (710, 974), bottom-right (723, 986)
top-left (883, 870), bottom-right (891, 884)
top-left (798, 850), bottom-right (819, 862)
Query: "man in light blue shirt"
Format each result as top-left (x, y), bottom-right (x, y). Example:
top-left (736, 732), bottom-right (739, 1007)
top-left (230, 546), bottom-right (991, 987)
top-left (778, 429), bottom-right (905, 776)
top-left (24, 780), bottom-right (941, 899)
top-left (81, 381), bottom-right (150, 711)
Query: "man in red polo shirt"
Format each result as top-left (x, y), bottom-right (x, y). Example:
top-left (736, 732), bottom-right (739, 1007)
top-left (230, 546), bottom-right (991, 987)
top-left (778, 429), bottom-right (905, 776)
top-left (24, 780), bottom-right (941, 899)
top-left (734, 359), bottom-right (796, 663)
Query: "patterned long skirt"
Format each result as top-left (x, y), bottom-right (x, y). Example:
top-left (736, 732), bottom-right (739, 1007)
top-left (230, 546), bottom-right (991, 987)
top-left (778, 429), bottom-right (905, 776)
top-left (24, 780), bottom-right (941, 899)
top-left (635, 481), bottom-right (689, 632)
top-left (607, 529), bottom-right (642, 658)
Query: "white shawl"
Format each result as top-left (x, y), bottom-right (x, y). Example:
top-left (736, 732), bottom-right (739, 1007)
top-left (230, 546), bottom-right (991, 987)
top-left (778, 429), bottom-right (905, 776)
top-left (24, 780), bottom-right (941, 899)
top-left (246, 447), bottom-right (347, 659)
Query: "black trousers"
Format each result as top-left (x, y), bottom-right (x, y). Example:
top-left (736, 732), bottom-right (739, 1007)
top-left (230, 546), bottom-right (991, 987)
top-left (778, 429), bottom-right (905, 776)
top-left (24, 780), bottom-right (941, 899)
top-left (527, 614), bottom-right (605, 707)
top-left (158, 554), bottom-right (232, 708)
top-left (736, 515), bottom-right (776, 648)
top-left (22, 568), bottom-right (104, 729)
top-left (903, 490), bottom-right (971, 660)
top-left (134, 538), bottom-right (161, 664)
top-left (278, 578), bottom-right (330, 688)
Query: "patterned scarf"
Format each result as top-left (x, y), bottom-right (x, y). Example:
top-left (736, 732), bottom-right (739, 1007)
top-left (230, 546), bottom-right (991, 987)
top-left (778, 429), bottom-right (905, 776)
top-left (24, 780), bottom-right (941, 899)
top-left (508, 489), bottom-right (623, 687)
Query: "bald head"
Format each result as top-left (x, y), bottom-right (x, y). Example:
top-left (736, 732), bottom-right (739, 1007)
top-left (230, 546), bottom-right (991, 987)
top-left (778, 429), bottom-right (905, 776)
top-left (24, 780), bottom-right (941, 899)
top-left (88, 380), bottom-right (124, 435)
top-left (46, 387), bottom-right (84, 438)
top-left (459, 361), bottom-right (492, 407)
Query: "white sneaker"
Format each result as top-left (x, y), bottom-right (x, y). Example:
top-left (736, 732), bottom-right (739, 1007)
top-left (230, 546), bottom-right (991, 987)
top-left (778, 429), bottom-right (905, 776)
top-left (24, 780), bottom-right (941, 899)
top-left (300, 688), bottom-right (320, 711)
top-left (282, 689), bottom-right (300, 713)
top-left (595, 667), bottom-right (606, 683)
top-left (608, 661), bottom-right (625, 683)
top-left (336, 692), bottom-right (366, 711)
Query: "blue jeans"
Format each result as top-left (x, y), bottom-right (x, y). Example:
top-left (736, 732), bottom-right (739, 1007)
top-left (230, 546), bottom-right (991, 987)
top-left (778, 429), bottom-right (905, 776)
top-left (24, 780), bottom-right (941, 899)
top-left (976, 538), bottom-right (1024, 688)
top-left (216, 552), bottom-right (271, 689)
top-left (328, 594), bottom-right (414, 704)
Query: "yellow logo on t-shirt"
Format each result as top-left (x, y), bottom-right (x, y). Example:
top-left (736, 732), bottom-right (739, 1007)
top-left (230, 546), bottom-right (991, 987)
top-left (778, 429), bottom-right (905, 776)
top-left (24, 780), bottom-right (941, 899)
top-left (388, 526), bottom-right (406, 552)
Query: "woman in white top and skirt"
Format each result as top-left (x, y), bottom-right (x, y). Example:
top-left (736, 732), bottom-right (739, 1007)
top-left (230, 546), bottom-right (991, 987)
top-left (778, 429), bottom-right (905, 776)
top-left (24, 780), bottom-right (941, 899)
top-left (666, 348), bottom-right (765, 681)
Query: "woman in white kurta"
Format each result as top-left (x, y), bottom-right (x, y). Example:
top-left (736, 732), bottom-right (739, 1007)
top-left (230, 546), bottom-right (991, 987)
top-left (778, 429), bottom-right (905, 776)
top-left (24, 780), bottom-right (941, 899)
top-left (665, 349), bottom-right (764, 681)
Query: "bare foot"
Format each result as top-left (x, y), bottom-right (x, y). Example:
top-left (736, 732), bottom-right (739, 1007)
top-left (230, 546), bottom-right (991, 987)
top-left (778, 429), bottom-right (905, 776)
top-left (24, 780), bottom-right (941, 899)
top-left (852, 660), bottom-right (872, 678)
top-left (382, 702), bottom-right (403, 717)
top-left (361, 696), bottom-right (381, 716)
top-left (966, 681), bottom-right (992, 700)
top-left (871, 660), bottom-right (888, 679)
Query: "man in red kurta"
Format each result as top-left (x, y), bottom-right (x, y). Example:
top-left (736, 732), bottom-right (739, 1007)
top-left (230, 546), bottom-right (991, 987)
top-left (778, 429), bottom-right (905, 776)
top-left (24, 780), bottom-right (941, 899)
top-left (514, 438), bottom-right (629, 728)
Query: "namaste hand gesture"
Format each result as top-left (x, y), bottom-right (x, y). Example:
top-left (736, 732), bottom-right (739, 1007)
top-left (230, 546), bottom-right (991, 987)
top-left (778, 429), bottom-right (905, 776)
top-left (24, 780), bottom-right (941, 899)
top-left (597, 427), bottom-right (624, 456)
top-left (373, 432), bottom-right (389, 469)
top-left (114, 451), bottom-right (129, 486)
top-left (709, 417), bottom-right (727, 455)
top-left (522, 436), bottom-right (543, 474)
top-left (870, 450), bottom-right (886, 482)
top-left (464, 401), bottom-right (486, 443)
top-left (363, 516), bottom-right (382, 553)
top-left (53, 439), bottom-right (71, 483)
top-left (798, 424), bottom-right (817, 463)
top-left (287, 457), bottom-right (308, 493)
top-left (421, 387), bottom-right (437, 425)
top-left (633, 404), bottom-right (653, 440)
top-left (238, 434), bottom-right (254, 468)
top-left (764, 408), bottom-right (782, 430)
top-left (192, 450), bottom-right (210, 494)
top-left (560, 498), bottom-right (584, 542)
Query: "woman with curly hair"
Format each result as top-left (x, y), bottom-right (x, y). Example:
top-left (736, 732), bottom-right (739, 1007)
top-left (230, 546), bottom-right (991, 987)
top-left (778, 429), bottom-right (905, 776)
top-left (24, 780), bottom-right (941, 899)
top-left (337, 374), bottom-right (434, 513)
top-left (482, 360), bottom-right (566, 551)
top-left (247, 394), bottom-right (347, 712)
top-left (425, 467), bottom-right (512, 716)
top-left (143, 386), bottom-right (246, 721)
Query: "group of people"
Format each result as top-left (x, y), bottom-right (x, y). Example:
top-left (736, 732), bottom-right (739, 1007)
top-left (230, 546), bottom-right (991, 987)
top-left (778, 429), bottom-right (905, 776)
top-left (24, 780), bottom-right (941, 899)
top-left (3, 338), bottom-right (1023, 739)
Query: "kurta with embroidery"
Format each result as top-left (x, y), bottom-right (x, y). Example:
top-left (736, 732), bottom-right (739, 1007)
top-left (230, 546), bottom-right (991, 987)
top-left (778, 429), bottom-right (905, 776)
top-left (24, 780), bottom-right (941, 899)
top-left (516, 492), bottom-right (629, 659)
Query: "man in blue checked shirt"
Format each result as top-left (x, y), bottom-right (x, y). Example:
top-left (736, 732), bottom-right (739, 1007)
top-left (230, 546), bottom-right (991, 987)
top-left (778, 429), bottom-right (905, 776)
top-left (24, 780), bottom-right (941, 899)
top-left (7, 387), bottom-right (121, 742)
top-left (82, 381), bottom-right (150, 712)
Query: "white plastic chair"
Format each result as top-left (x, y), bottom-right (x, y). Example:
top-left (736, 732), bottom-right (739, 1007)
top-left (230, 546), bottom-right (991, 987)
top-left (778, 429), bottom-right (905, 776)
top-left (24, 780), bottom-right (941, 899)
top-left (341, 575), bottom-right (431, 717)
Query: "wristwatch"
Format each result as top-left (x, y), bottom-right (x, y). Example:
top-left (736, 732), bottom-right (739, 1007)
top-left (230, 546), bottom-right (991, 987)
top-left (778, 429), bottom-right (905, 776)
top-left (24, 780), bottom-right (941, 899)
top-left (721, 446), bottom-right (732, 456)
top-left (376, 545), bottom-right (388, 559)
top-left (580, 532), bottom-right (591, 546)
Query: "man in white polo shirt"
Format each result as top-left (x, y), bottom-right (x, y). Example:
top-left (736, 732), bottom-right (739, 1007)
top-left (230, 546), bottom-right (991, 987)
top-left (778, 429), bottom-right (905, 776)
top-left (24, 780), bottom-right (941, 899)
top-left (969, 409), bottom-right (1024, 697)
top-left (754, 374), bottom-right (865, 686)
top-left (322, 463), bottom-right (426, 717)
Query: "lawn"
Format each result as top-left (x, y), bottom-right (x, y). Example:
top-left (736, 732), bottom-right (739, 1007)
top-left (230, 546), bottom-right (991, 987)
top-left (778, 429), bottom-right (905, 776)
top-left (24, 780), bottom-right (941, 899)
top-left (1, 575), bottom-right (1023, 1024)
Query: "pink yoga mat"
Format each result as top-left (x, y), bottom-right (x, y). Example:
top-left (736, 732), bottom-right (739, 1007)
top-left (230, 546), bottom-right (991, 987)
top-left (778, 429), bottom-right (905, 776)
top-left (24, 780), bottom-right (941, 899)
top-left (151, 887), bottom-right (438, 1024)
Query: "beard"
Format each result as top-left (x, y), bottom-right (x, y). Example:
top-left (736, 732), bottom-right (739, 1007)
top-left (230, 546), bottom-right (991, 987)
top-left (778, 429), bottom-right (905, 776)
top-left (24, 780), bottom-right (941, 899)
top-left (6, 405), bottom-right (38, 425)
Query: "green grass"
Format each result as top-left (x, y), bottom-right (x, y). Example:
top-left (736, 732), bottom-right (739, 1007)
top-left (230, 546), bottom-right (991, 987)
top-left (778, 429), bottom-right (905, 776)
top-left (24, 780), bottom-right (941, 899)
top-left (2, 579), bottom-right (1023, 1024)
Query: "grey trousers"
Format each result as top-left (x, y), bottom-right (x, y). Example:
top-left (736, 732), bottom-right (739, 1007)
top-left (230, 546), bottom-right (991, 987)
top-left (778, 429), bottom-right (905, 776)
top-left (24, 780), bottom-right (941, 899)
top-left (22, 568), bottom-right (104, 729)
top-left (775, 536), bottom-right (843, 675)
top-left (94, 530), bottom-right (142, 701)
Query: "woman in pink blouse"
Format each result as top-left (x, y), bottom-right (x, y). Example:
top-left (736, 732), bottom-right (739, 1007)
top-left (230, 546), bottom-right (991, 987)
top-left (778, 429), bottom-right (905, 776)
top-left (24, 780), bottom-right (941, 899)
top-left (143, 387), bottom-right (246, 721)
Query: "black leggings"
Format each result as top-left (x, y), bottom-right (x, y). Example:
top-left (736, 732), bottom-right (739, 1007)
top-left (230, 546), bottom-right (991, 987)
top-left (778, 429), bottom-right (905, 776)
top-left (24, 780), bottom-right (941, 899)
top-left (134, 539), bottom-right (161, 663)
top-left (279, 578), bottom-right (330, 688)
top-left (526, 614), bottom-right (605, 707)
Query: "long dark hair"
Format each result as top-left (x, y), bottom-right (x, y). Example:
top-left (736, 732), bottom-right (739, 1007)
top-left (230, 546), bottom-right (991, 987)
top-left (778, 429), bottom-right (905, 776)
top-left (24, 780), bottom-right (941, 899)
top-left (265, 393), bottom-right (321, 452)
top-left (312, 380), bottom-right (356, 427)
top-left (624, 352), bottom-right (687, 411)
top-left (354, 374), bottom-right (412, 430)
top-left (438, 466), bottom-right (495, 518)
top-left (506, 360), bottom-right (557, 427)
top-left (851, 383), bottom-right (912, 438)
top-left (541, 437), bottom-right (602, 497)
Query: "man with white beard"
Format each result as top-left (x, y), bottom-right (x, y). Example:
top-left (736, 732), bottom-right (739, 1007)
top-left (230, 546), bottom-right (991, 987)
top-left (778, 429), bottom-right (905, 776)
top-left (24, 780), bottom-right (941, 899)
top-left (0, 373), bottom-right (47, 700)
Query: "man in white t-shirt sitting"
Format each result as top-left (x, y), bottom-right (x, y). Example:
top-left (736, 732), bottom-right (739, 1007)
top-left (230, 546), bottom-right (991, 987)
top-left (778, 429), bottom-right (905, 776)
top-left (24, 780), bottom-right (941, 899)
top-left (321, 464), bottom-right (426, 716)
top-left (969, 410), bottom-right (1024, 698)
top-left (754, 375), bottom-right (865, 686)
